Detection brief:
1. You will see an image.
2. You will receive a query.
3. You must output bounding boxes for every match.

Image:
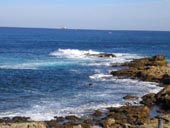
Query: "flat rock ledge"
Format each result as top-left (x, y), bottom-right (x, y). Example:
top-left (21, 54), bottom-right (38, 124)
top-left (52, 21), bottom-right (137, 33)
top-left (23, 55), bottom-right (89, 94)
top-left (111, 55), bottom-right (170, 83)
top-left (0, 122), bottom-right (47, 128)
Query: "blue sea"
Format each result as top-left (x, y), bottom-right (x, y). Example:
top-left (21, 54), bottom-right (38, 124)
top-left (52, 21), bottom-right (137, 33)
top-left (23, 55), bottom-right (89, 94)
top-left (0, 27), bottom-right (170, 120)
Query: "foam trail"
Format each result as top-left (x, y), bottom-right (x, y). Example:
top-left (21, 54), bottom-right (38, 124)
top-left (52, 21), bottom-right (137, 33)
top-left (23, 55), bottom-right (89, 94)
top-left (89, 74), bottom-right (113, 80)
top-left (0, 61), bottom-right (75, 70)
top-left (49, 48), bottom-right (100, 59)
top-left (0, 77), bottom-right (162, 121)
top-left (50, 49), bottom-right (144, 67)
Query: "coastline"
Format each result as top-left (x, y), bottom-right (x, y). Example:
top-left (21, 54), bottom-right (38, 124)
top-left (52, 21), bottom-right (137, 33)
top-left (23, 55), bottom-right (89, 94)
top-left (0, 55), bottom-right (170, 128)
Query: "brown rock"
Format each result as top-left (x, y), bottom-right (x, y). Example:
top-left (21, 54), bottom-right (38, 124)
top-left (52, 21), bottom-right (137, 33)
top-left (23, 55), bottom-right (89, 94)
top-left (73, 124), bottom-right (82, 128)
top-left (81, 119), bottom-right (96, 128)
top-left (0, 122), bottom-right (47, 128)
top-left (123, 95), bottom-right (139, 100)
top-left (46, 120), bottom-right (61, 128)
top-left (111, 55), bottom-right (170, 83)
top-left (65, 116), bottom-right (80, 121)
top-left (152, 55), bottom-right (165, 61)
top-left (103, 117), bottom-right (115, 128)
top-left (107, 106), bottom-right (150, 125)
top-left (125, 55), bottom-right (167, 67)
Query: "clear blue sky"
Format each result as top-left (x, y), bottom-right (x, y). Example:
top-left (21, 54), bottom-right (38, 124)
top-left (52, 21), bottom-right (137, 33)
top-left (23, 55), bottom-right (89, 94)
top-left (0, 0), bottom-right (170, 31)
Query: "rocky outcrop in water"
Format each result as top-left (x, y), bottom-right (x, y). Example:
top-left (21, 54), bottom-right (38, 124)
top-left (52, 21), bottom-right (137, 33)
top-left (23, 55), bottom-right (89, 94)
top-left (86, 53), bottom-right (116, 58)
top-left (111, 55), bottom-right (170, 83)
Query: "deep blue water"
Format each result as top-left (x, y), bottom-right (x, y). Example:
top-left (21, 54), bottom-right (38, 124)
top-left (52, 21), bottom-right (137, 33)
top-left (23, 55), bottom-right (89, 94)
top-left (0, 27), bottom-right (170, 120)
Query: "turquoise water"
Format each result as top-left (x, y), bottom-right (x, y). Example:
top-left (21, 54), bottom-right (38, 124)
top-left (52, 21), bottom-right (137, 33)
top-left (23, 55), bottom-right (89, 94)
top-left (0, 27), bottom-right (170, 120)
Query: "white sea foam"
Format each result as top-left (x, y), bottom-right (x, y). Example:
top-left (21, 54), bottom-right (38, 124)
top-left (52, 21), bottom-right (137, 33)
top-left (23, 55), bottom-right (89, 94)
top-left (89, 74), bottom-right (113, 81)
top-left (49, 49), bottom-right (144, 68)
top-left (0, 49), bottom-right (143, 69)
top-left (0, 103), bottom-right (122, 121)
top-left (0, 61), bottom-right (75, 70)
top-left (0, 77), bottom-right (162, 121)
top-left (49, 48), bottom-right (100, 59)
top-left (49, 49), bottom-right (142, 62)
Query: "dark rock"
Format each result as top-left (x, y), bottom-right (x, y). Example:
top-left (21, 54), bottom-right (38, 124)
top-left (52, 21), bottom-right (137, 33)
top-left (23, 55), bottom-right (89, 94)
top-left (0, 116), bottom-right (30, 123)
top-left (88, 83), bottom-right (93, 86)
top-left (141, 93), bottom-right (156, 107)
top-left (83, 119), bottom-right (94, 125)
top-left (81, 119), bottom-right (94, 128)
top-left (54, 116), bottom-right (65, 122)
top-left (65, 115), bottom-right (81, 121)
top-left (161, 74), bottom-right (170, 84)
top-left (92, 110), bottom-right (102, 117)
top-left (0, 117), bottom-right (11, 123)
top-left (12, 116), bottom-right (30, 122)
top-left (152, 55), bottom-right (165, 61)
top-left (123, 95), bottom-right (139, 100)
top-left (156, 85), bottom-right (170, 110)
top-left (86, 53), bottom-right (116, 58)
top-left (97, 53), bottom-right (116, 58)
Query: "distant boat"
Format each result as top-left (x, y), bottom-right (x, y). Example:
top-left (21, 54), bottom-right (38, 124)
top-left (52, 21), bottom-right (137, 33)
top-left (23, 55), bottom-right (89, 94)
top-left (60, 27), bottom-right (68, 30)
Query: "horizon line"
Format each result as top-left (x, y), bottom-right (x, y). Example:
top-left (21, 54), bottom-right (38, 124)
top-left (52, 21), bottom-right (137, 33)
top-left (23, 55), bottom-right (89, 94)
top-left (0, 26), bottom-right (170, 32)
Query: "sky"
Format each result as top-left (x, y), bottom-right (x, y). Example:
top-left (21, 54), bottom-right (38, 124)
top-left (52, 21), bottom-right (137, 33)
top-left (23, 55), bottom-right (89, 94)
top-left (0, 0), bottom-right (170, 31)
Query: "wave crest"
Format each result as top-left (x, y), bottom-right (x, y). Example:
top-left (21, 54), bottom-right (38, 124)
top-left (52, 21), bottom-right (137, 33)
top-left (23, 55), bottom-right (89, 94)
top-left (49, 49), bottom-right (103, 59)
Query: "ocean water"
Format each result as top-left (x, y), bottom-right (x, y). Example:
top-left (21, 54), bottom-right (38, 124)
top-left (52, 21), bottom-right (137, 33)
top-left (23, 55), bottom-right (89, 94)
top-left (0, 27), bottom-right (170, 121)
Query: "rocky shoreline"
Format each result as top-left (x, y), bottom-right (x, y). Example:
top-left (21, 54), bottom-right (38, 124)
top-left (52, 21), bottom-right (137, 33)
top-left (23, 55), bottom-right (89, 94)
top-left (1, 55), bottom-right (170, 128)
